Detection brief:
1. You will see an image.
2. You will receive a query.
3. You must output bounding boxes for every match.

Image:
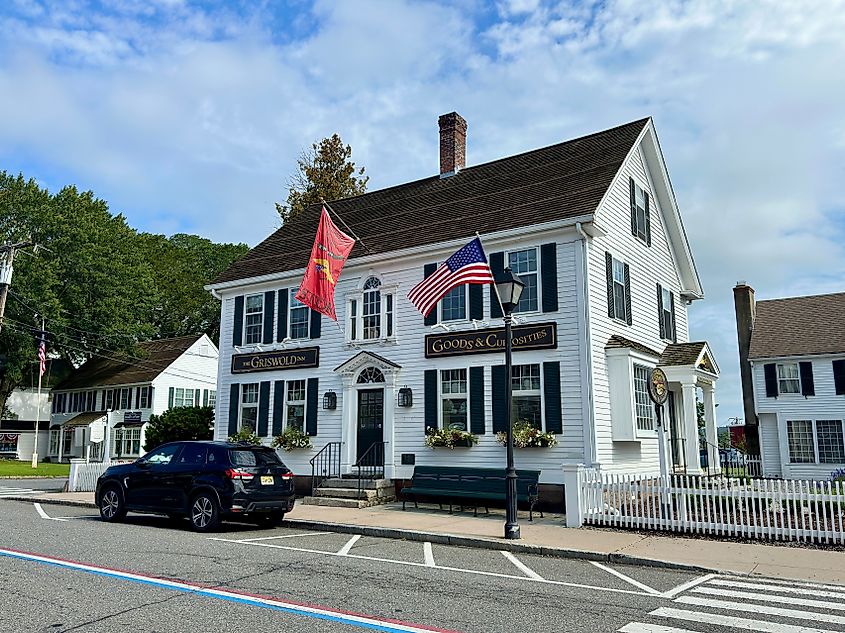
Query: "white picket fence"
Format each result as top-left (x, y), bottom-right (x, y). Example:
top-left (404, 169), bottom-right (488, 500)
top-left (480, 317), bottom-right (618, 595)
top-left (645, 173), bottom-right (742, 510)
top-left (67, 460), bottom-right (131, 493)
top-left (578, 469), bottom-right (845, 544)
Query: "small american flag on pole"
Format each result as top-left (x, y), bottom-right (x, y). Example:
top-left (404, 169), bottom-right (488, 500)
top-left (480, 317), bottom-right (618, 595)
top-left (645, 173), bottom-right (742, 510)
top-left (37, 337), bottom-right (46, 378)
top-left (407, 237), bottom-right (494, 318)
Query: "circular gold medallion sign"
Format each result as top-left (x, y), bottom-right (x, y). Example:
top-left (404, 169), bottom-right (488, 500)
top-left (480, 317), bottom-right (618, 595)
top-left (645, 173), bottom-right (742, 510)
top-left (648, 368), bottom-right (668, 405)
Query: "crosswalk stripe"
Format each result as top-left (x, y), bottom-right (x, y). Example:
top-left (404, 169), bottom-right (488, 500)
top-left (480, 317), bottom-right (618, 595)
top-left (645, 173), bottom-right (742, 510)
top-left (736, 576), bottom-right (845, 594)
top-left (693, 586), bottom-right (845, 612)
top-left (677, 595), bottom-right (845, 626)
top-left (708, 578), bottom-right (845, 600)
top-left (651, 606), bottom-right (839, 633)
top-left (619, 623), bottom-right (699, 633)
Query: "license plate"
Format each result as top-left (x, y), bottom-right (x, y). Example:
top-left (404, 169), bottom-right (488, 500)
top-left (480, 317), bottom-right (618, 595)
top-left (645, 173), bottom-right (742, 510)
top-left (260, 475), bottom-right (274, 486)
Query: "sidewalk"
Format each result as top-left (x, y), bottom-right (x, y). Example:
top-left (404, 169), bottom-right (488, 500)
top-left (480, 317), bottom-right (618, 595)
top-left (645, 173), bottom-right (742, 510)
top-left (9, 491), bottom-right (845, 584)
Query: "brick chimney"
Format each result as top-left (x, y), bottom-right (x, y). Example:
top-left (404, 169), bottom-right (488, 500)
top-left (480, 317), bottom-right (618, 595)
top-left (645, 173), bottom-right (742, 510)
top-left (733, 282), bottom-right (760, 454)
top-left (438, 112), bottom-right (467, 177)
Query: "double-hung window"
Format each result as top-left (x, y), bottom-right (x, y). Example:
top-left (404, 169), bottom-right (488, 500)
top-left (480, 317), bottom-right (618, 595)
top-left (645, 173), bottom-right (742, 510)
top-left (440, 369), bottom-right (468, 431)
top-left (633, 364), bottom-right (655, 431)
top-left (138, 386), bottom-right (151, 409)
top-left (777, 363), bottom-right (801, 394)
top-left (631, 180), bottom-right (649, 243)
top-left (288, 292), bottom-right (310, 339)
top-left (817, 420), bottom-right (845, 464)
top-left (507, 249), bottom-right (538, 313)
top-left (173, 388), bottom-right (195, 408)
top-left (348, 277), bottom-right (395, 342)
top-left (660, 285), bottom-right (675, 341)
top-left (286, 380), bottom-right (306, 431)
top-left (113, 427), bottom-right (142, 456)
top-left (240, 383), bottom-right (259, 432)
top-left (120, 388), bottom-right (130, 410)
top-left (244, 294), bottom-right (264, 344)
top-left (612, 257), bottom-right (627, 322)
top-left (441, 286), bottom-right (467, 322)
top-left (787, 420), bottom-right (815, 463)
top-left (207, 390), bottom-right (217, 407)
top-left (512, 364), bottom-right (542, 429)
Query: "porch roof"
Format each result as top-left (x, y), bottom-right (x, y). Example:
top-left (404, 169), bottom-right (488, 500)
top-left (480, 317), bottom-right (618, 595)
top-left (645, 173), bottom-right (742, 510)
top-left (605, 335), bottom-right (661, 358)
top-left (63, 411), bottom-right (108, 427)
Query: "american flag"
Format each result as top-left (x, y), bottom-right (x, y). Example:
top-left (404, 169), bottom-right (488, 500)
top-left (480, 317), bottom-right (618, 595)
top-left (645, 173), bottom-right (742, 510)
top-left (37, 337), bottom-right (46, 378)
top-left (408, 237), bottom-right (494, 317)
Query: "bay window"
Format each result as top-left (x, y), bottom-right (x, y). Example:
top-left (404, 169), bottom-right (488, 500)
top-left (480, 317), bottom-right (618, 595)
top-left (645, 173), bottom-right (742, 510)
top-left (633, 364), bottom-right (655, 432)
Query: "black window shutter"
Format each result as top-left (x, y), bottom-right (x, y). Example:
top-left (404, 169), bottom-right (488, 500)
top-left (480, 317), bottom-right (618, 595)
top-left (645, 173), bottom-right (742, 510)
top-left (629, 177), bottom-right (637, 236)
top-left (540, 242), bottom-right (558, 313)
top-left (310, 309), bottom-right (322, 339)
top-left (272, 381), bottom-right (285, 436)
top-left (644, 191), bottom-right (652, 246)
top-left (203, 389), bottom-right (209, 407)
top-left (489, 251), bottom-right (505, 319)
top-left (799, 362), bottom-right (815, 397)
top-left (276, 289), bottom-right (289, 342)
top-left (306, 377), bottom-right (319, 436)
top-left (469, 285), bottom-right (484, 321)
top-left (423, 263), bottom-right (438, 326)
top-left (424, 369), bottom-right (438, 431)
top-left (657, 283), bottom-right (665, 339)
top-left (624, 263), bottom-right (632, 325)
top-left (195, 388), bottom-right (202, 407)
top-left (135, 387), bottom-right (141, 409)
top-left (469, 366), bottom-right (485, 435)
top-left (605, 252), bottom-right (615, 318)
top-left (833, 359), bottom-right (845, 395)
top-left (263, 291), bottom-right (275, 344)
top-left (492, 365), bottom-right (507, 433)
top-left (669, 292), bottom-right (676, 342)
top-left (258, 381), bottom-right (271, 436)
top-left (764, 363), bottom-right (778, 398)
top-left (127, 388), bottom-right (133, 409)
top-left (168, 387), bottom-right (174, 409)
top-left (543, 361), bottom-right (563, 434)
top-left (228, 383), bottom-right (240, 436)
top-left (233, 295), bottom-right (244, 347)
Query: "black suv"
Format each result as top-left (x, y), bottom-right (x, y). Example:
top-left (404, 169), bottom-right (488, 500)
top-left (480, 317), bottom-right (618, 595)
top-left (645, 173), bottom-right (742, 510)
top-left (95, 441), bottom-right (296, 531)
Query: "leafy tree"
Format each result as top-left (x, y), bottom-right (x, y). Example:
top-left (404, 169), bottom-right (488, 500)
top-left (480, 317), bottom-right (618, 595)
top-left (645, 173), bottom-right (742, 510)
top-left (138, 233), bottom-right (248, 343)
top-left (275, 133), bottom-right (369, 224)
top-left (0, 172), bottom-right (156, 417)
top-left (143, 406), bottom-right (214, 452)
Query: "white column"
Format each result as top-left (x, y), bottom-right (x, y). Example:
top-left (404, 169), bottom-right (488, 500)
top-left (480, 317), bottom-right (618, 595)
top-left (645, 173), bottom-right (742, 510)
top-left (340, 377), bottom-right (356, 475)
top-left (58, 428), bottom-right (64, 464)
top-left (383, 372), bottom-right (397, 481)
top-left (681, 383), bottom-right (701, 474)
top-left (702, 383), bottom-right (719, 474)
top-left (562, 464), bottom-right (585, 527)
top-left (102, 412), bottom-right (112, 463)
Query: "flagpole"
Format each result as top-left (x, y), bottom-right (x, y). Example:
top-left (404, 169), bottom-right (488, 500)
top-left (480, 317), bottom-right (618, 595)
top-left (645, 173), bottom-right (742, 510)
top-left (31, 317), bottom-right (44, 469)
top-left (319, 198), bottom-right (372, 255)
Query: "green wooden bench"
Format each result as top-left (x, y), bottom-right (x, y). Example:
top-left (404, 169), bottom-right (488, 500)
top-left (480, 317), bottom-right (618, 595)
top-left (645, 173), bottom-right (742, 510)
top-left (400, 465), bottom-right (543, 520)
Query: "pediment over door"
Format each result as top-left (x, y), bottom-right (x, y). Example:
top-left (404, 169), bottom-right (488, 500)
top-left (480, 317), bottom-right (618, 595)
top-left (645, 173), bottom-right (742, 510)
top-left (334, 351), bottom-right (402, 380)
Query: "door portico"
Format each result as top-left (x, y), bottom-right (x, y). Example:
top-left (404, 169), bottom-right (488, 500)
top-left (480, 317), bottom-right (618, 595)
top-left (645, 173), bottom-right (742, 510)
top-left (334, 351), bottom-right (401, 478)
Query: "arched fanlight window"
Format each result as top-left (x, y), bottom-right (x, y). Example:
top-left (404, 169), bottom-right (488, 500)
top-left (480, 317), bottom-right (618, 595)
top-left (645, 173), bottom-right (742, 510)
top-left (357, 367), bottom-right (385, 384)
top-left (363, 277), bottom-right (381, 290)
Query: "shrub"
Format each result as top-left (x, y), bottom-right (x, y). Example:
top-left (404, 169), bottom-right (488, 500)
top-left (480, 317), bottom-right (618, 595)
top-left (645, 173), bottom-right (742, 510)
top-left (143, 406), bottom-right (214, 452)
top-left (228, 428), bottom-right (262, 445)
top-left (496, 420), bottom-right (557, 448)
top-left (424, 427), bottom-right (478, 449)
top-left (271, 427), bottom-right (312, 451)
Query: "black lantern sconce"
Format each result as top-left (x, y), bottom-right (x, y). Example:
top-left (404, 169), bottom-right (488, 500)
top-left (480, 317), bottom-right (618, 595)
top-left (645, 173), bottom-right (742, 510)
top-left (322, 391), bottom-right (337, 410)
top-left (397, 386), bottom-right (413, 408)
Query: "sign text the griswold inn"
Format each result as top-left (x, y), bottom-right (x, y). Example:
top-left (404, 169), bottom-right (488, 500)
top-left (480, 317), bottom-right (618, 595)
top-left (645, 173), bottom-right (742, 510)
top-left (425, 323), bottom-right (557, 358)
top-left (231, 347), bottom-right (319, 374)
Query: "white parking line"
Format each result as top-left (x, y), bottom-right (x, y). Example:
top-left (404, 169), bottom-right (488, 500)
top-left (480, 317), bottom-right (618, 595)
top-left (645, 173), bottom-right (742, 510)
top-left (208, 537), bottom-right (662, 597)
top-left (590, 561), bottom-right (662, 596)
top-left (34, 503), bottom-right (68, 522)
top-left (619, 624), bottom-right (698, 633)
top-left (423, 542), bottom-right (435, 567)
top-left (236, 532), bottom-right (329, 543)
top-left (501, 551), bottom-right (544, 580)
top-left (337, 535), bottom-right (360, 556)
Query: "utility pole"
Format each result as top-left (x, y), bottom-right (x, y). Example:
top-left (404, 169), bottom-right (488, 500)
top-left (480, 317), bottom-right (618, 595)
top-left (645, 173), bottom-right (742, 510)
top-left (0, 240), bottom-right (35, 335)
top-left (31, 317), bottom-right (45, 468)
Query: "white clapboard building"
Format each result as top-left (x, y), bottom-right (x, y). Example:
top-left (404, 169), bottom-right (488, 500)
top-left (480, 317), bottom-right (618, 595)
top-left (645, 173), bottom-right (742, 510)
top-left (48, 334), bottom-right (218, 462)
top-left (735, 284), bottom-right (845, 479)
top-left (207, 114), bottom-right (720, 506)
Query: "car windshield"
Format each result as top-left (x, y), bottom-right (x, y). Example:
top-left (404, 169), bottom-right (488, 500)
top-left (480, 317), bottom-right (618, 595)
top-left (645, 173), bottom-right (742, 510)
top-left (229, 448), bottom-right (283, 467)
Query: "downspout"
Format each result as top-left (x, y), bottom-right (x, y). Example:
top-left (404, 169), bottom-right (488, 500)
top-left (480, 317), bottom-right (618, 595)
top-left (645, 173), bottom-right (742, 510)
top-left (575, 222), bottom-right (598, 467)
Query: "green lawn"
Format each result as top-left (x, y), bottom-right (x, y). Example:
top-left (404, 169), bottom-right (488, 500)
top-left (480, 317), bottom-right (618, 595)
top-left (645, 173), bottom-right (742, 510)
top-left (0, 460), bottom-right (70, 477)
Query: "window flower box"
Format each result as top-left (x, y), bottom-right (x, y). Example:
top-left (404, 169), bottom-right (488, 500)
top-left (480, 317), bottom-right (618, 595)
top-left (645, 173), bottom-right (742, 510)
top-left (424, 428), bottom-right (478, 449)
top-left (271, 428), bottom-right (312, 451)
top-left (496, 420), bottom-right (557, 448)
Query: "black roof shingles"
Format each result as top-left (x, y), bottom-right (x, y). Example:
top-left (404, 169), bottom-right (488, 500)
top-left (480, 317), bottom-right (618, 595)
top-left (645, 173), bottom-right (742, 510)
top-left (213, 118), bottom-right (650, 284)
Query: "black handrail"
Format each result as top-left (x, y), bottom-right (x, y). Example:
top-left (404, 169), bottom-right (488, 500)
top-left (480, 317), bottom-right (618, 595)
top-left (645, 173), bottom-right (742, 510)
top-left (309, 441), bottom-right (342, 496)
top-left (355, 441), bottom-right (386, 499)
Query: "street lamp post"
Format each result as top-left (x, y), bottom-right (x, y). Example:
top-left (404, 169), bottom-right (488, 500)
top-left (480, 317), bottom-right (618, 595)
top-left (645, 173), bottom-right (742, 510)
top-left (495, 267), bottom-right (525, 540)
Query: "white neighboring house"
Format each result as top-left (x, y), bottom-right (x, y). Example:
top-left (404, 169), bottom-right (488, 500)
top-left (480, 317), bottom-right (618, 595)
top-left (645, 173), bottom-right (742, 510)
top-left (0, 387), bottom-right (52, 461)
top-left (735, 284), bottom-right (845, 479)
top-left (48, 334), bottom-right (218, 462)
top-left (207, 113), bottom-right (720, 506)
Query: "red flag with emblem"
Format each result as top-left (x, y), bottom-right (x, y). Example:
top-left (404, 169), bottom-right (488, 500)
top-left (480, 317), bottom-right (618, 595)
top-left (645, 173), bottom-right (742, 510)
top-left (295, 206), bottom-right (355, 321)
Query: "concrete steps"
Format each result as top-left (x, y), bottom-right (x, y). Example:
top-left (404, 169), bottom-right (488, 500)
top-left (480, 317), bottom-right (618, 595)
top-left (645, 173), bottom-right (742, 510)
top-left (301, 477), bottom-right (395, 508)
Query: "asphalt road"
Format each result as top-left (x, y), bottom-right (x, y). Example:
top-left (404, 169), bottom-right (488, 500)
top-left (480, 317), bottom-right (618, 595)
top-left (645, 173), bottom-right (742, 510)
top-left (2, 500), bottom-right (844, 633)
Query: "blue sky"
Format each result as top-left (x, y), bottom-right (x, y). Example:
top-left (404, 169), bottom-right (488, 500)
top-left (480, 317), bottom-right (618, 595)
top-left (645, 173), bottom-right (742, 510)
top-left (2, 0), bottom-right (844, 426)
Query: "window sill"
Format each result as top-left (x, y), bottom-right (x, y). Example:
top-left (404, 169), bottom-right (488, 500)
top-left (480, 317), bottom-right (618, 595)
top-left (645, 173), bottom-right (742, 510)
top-left (346, 337), bottom-right (397, 347)
top-left (611, 317), bottom-right (631, 326)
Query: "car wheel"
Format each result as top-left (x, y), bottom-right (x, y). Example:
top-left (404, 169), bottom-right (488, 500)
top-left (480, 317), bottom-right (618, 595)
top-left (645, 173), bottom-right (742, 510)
top-left (99, 485), bottom-right (127, 522)
top-left (189, 492), bottom-right (220, 532)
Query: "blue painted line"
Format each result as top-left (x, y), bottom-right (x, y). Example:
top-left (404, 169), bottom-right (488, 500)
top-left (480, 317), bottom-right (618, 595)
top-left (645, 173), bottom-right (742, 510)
top-left (0, 548), bottom-right (450, 633)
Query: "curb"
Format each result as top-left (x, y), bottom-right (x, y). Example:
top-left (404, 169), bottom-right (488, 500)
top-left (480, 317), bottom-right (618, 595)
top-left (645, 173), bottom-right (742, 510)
top-left (6, 496), bottom-right (716, 575)
top-left (0, 476), bottom-right (68, 479)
